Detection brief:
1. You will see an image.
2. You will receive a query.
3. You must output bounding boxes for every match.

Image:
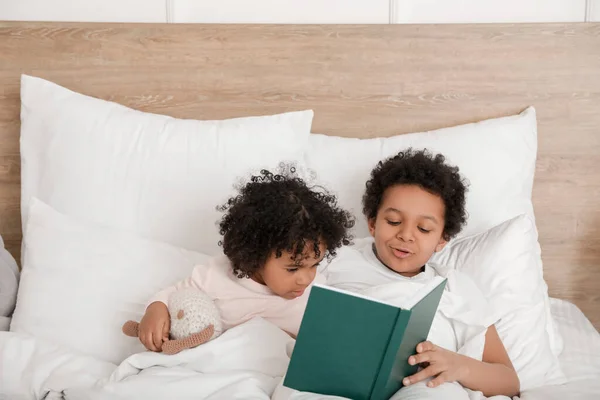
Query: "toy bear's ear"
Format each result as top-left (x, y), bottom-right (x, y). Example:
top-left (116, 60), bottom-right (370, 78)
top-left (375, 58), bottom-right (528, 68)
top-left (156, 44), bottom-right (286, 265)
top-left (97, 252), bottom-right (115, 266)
top-left (122, 320), bottom-right (140, 337)
top-left (162, 324), bottom-right (215, 355)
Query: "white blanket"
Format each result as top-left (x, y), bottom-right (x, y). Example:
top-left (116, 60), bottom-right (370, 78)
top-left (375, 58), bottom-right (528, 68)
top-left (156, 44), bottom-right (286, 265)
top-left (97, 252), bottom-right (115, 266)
top-left (2, 294), bottom-right (598, 400)
top-left (0, 331), bottom-right (115, 399)
top-left (0, 322), bottom-right (507, 400)
top-left (1, 309), bottom-right (599, 400)
top-left (64, 317), bottom-right (293, 400)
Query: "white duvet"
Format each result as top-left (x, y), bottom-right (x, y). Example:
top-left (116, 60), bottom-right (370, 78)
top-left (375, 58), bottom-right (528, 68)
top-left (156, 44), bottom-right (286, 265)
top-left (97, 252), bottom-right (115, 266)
top-left (65, 318), bottom-right (291, 400)
top-left (1, 317), bottom-right (292, 400)
top-left (2, 302), bottom-right (599, 400)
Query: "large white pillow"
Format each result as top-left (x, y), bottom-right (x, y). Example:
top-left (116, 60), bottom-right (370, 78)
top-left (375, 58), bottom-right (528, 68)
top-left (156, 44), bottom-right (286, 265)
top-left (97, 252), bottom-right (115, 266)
top-left (431, 215), bottom-right (565, 390)
top-left (303, 108), bottom-right (563, 356)
top-left (305, 108), bottom-right (537, 241)
top-left (10, 198), bottom-right (211, 364)
top-left (20, 75), bottom-right (313, 256)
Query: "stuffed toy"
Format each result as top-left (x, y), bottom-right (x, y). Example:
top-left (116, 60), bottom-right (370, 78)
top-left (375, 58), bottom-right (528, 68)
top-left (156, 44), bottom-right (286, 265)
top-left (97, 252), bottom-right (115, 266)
top-left (123, 288), bottom-right (223, 355)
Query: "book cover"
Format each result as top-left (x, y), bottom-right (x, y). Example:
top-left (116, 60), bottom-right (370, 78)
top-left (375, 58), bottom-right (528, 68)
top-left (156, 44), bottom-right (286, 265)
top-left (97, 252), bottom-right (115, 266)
top-left (283, 277), bottom-right (447, 400)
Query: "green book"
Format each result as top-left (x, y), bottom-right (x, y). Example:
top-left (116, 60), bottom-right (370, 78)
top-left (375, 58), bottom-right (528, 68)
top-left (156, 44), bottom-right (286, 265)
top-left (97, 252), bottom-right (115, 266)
top-left (283, 276), bottom-right (447, 400)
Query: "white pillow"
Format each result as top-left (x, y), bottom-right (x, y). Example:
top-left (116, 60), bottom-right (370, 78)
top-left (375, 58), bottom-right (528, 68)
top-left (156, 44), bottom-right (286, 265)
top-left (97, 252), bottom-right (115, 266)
top-left (431, 215), bottom-right (566, 390)
top-left (303, 108), bottom-right (563, 356)
top-left (20, 75), bottom-right (313, 256)
top-left (0, 234), bottom-right (19, 319)
top-left (305, 108), bottom-right (537, 241)
top-left (10, 198), bottom-right (211, 364)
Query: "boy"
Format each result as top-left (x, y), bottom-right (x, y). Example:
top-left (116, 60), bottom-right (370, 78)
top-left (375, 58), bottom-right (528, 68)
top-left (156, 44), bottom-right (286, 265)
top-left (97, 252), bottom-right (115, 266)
top-left (326, 149), bottom-right (519, 398)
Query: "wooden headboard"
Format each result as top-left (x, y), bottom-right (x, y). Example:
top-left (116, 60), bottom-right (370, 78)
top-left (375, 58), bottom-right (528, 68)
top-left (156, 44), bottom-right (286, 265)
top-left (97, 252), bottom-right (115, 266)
top-left (0, 22), bottom-right (599, 328)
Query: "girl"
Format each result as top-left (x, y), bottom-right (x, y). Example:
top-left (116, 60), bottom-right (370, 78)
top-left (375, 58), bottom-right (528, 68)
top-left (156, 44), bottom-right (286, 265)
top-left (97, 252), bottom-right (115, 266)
top-left (138, 167), bottom-right (354, 352)
top-left (326, 149), bottom-right (520, 398)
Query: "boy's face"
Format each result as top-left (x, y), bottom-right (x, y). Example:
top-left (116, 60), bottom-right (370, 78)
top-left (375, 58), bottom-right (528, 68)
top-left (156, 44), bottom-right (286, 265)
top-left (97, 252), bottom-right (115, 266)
top-left (255, 242), bottom-right (326, 299)
top-left (368, 184), bottom-right (447, 277)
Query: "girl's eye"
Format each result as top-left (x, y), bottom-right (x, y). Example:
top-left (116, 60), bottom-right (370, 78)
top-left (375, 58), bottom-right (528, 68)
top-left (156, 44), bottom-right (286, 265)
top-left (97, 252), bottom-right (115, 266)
top-left (418, 227), bottom-right (431, 233)
top-left (386, 220), bottom-right (401, 226)
top-left (287, 268), bottom-right (299, 273)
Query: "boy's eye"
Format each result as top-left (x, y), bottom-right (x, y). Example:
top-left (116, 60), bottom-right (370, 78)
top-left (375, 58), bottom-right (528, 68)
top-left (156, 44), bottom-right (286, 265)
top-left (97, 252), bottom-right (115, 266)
top-left (418, 227), bottom-right (431, 233)
top-left (386, 220), bottom-right (401, 226)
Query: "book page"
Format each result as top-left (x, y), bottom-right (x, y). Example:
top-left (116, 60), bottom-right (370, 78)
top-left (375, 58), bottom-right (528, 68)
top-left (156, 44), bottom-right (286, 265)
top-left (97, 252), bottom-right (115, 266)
top-left (401, 276), bottom-right (445, 310)
top-left (314, 276), bottom-right (445, 310)
top-left (312, 283), bottom-right (399, 307)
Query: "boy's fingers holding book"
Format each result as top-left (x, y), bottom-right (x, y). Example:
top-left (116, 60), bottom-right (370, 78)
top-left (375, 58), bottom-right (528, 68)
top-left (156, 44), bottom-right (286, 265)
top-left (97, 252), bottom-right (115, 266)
top-left (427, 372), bottom-right (449, 388)
top-left (416, 341), bottom-right (435, 353)
top-left (403, 364), bottom-right (442, 386)
top-left (408, 353), bottom-right (430, 366)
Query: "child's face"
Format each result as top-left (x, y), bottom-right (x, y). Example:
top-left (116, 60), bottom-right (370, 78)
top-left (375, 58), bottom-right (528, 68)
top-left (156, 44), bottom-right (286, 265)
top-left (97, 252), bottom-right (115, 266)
top-left (368, 184), bottom-right (447, 277)
top-left (257, 242), bottom-right (326, 299)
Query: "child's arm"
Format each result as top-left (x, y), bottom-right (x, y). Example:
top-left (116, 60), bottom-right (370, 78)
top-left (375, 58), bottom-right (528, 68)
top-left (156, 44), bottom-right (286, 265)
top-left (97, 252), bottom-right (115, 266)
top-left (140, 265), bottom-right (208, 351)
top-left (147, 266), bottom-right (206, 307)
top-left (454, 326), bottom-right (519, 396)
top-left (403, 325), bottom-right (520, 397)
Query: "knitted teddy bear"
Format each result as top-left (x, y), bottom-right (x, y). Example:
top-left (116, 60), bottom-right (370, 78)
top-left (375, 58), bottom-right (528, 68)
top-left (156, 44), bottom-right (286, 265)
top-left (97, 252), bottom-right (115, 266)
top-left (123, 288), bottom-right (223, 355)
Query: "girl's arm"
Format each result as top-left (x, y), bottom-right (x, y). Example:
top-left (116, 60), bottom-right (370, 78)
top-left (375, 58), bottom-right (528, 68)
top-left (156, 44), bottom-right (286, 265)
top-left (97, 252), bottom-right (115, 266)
top-left (147, 264), bottom-right (207, 307)
top-left (404, 325), bottom-right (520, 397)
top-left (139, 264), bottom-right (210, 351)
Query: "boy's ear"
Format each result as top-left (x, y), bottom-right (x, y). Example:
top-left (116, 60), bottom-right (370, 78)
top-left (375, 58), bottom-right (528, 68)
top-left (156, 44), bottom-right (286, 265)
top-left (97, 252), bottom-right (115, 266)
top-left (434, 237), bottom-right (448, 253)
top-left (367, 218), bottom-right (376, 236)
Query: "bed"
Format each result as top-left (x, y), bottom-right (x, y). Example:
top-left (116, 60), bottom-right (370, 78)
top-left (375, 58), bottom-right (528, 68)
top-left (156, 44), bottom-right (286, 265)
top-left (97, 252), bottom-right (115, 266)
top-left (0, 21), bottom-right (599, 399)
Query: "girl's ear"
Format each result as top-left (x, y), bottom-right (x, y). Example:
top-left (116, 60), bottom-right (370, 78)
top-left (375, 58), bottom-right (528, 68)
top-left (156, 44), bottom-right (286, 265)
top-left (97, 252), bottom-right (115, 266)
top-left (434, 237), bottom-right (448, 253)
top-left (368, 217), bottom-right (376, 237)
top-left (251, 269), bottom-right (265, 285)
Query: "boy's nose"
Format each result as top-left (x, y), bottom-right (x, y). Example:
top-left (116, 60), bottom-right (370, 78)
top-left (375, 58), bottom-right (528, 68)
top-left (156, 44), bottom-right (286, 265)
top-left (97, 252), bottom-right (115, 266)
top-left (396, 226), bottom-right (415, 242)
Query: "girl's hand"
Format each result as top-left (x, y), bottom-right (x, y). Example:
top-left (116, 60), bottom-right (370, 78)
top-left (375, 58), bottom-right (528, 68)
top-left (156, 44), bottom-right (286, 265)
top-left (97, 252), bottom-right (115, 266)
top-left (138, 302), bottom-right (171, 352)
top-left (403, 341), bottom-right (469, 388)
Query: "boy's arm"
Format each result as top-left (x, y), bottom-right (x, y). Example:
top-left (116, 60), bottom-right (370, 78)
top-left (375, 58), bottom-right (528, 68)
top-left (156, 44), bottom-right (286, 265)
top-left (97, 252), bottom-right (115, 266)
top-left (405, 326), bottom-right (520, 397)
top-left (456, 326), bottom-right (520, 396)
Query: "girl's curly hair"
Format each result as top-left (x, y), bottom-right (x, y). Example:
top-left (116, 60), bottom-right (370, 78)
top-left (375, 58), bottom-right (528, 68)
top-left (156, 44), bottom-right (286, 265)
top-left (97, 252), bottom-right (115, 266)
top-left (218, 166), bottom-right (355, 278)
top-left (363, 148), bottom-right (468, 241)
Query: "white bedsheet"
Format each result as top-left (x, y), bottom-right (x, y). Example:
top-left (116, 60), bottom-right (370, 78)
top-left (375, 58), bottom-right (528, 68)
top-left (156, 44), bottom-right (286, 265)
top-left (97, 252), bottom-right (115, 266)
top-left (1, 300), bottom-right (598, 400)
top-left (519, 298), bottom-right (600, 400)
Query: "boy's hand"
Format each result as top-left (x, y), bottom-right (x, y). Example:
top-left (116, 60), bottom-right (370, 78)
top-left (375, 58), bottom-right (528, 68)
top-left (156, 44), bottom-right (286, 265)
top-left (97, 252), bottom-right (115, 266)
top-left (403, 341), bottom-right (469, 388)
top-left (138, 301), bottom-right (171, 352)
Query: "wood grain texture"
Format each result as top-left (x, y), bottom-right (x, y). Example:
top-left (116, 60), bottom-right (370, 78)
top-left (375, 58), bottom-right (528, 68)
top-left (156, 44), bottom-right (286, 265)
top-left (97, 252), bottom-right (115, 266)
top-left (0, 22), bottom-right (599, 328)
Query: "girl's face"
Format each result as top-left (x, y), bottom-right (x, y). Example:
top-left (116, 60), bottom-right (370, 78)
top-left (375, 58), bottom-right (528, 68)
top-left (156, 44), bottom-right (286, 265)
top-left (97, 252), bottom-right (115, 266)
top-left (369, 184), bottom-right (448, 277)
top-left (253, 242), bottom-right (326, 299)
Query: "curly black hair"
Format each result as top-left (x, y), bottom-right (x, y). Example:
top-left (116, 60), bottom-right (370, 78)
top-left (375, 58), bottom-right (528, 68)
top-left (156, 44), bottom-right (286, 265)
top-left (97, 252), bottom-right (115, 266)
top-left (362, 148), bottom-right (468, 241)
top-left (218, 167), bottom-right (355, 278)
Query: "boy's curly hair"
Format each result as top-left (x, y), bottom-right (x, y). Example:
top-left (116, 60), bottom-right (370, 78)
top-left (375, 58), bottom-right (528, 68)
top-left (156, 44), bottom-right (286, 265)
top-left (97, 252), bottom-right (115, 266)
top-left (362, 148), bottom-right (468, 241)
top-left (218, 167), bottom-right (355, 278)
